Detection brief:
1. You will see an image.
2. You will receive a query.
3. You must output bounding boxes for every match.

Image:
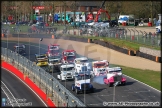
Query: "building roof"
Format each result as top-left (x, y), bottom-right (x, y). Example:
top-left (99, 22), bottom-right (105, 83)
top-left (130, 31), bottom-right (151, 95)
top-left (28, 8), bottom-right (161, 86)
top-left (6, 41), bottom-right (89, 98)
top-left (61, 64), bottom-right (74, 68)
top-left (75, 57), bottom-right (88, 61)
top-left (63, 50), bottom-right (75, 52)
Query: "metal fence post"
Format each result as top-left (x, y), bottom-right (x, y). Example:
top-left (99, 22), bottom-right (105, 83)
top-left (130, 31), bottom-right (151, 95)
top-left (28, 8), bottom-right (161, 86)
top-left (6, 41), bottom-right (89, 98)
top-left (45, 73), bottom-right (48, 102)
top-left (143, 31), bottom-right (147, 44)
top-left (50, 78), bottom-right (53, 100)
top-left (127, 28), bottom-right (131, 41)
top-left (38, 69), bottom-right (41, 87)
top-left (131, 29), bottom-right (135, 41)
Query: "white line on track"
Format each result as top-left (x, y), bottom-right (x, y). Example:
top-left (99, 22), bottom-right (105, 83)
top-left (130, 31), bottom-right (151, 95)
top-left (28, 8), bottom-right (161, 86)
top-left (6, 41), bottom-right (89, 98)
top-left (124, 74), bottom-right (161, 92)
top-left (1, 81), bottom-right (20, 107)
top-left (2, 67), bottom-right (48, 107)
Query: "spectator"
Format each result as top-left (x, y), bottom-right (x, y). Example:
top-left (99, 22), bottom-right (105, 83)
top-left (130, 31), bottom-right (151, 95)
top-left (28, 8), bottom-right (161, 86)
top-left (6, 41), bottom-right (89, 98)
top-left (158, 40), bottom-right (161, 46)
top-left (70, 17), bottom-right (73, 23)
top-left (153, 18), bottom-right (157, 26)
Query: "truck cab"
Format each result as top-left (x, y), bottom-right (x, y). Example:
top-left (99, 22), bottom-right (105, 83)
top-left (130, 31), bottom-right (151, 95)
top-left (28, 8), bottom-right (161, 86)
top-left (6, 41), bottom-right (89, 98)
top-left (35, 53), bottom-right (48, 67)
top-left (57, 64), bottom-right (75, 81)
top-left (14, 44), bottom-right (26, 55)
top-left (74, 57), bottom-right (91, 72)
top-left (47, 44), bottom-right (60, 57)
top-left (47, 55), bottom-right (62, 72)
top-left (91, 60), bottom-right (109, 76)
top-left (71, 74), bottom-right (94, 94)
top-left (103, 67), bottom-right (126, 87)
top-left (62, 50), bottom-right (76, 64)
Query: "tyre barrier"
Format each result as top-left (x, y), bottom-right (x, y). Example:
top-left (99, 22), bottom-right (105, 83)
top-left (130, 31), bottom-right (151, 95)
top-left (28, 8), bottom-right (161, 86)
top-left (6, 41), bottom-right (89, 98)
top-left (96, 40), bottom-right (107, 47)
top-left (136, 51), bottom-right (161, 63)
top-left (93, 39), bottom-right (98, 44)
top-left (12, 34), bottom-right (52, 38)
top-left (91, 39), bottom-right (135, 56)
top-left (107, 43), bottom-right (129, 55)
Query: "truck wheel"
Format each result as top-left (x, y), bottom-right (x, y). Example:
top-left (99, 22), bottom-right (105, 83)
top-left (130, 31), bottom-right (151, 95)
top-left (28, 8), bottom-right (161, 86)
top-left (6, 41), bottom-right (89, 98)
top-left (122, 82), bottom-right (126, 86)
top-left (72, 85), bottom-right (74, 91)
top-left (75, 88), bottom-right (79, 94)
top-left (61, 76), bottom-right (63, 82)
top-left (92, 73), bottom-right (95, 78)
top-left (108, 83), bottom-right (112, 87)
top-left (57, 76), bottom-right (59, 80)
top-left (90, 88), bottom-right (94, 93)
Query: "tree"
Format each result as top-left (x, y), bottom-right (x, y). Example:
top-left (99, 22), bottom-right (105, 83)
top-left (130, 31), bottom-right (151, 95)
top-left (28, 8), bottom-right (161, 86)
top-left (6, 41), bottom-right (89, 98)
top-left (69, 1), bottom-right (77, 27)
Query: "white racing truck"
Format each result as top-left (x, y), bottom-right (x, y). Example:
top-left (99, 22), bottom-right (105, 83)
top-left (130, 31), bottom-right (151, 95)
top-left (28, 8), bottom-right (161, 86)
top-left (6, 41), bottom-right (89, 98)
top-left (57, 63), bottom-right (75, 81)
top-left (71, 73), bottom-right (94, 94)
top-left (91, 60), bottom-right (109, 77)
top-left (74, 57), bottom-right (91, 73)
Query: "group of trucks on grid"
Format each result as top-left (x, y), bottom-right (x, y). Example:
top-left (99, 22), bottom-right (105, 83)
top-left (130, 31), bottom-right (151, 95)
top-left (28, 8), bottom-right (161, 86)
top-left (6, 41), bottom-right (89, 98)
top-left (14, 44), bottom-right (126, 94)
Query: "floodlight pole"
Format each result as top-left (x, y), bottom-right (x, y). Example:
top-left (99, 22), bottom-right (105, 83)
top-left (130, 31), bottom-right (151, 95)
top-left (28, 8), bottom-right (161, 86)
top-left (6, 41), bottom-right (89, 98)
top-left (84, 66), bottom-right (86, 105)
top-left (52, 65), bottom-right (54, 76)
top-left (28, 34), bottom-right (30, 60)
top-left (39, 39), bottom-right (40, 55)
top-left (18, 26), bottom-right (20, 68)
top-left (39, 38), bottom-right (43, 55)
top-left (113, 81), bottom-right (119, 107)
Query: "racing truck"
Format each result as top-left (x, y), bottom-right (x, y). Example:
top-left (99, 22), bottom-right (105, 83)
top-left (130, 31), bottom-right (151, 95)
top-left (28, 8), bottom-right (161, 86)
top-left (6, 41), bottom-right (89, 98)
top-left (47, 54), bottom-right (62, 72)
top-left (35, 53), bottom-right (48, 67)
top-left (62, 50), bottom-right (76, 64)
top-left (57, 63), bottom-right (75, 81)
top-left (14, 44), bottom-right (26, 55)
top-left (74, 57), bottom-right (91, 73)
top-left (103, 67), bottom-right (126, 87)
top-left (91, 60), bottom-right (109, 77)
top-left (47, 44), bottom-right (60, 57)
top-left (71, 73), bottom-right (94, 94)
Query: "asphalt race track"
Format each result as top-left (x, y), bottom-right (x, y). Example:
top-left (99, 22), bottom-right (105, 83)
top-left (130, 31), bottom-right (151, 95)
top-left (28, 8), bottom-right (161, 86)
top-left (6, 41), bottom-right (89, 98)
top-left (1, 41), bottom-right (161, 107)
top-left (1, 68), bottom-right (47, 107)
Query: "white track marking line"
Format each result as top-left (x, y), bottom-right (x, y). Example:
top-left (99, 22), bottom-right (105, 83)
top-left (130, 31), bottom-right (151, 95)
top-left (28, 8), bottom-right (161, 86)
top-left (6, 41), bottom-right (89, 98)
top-left (2, 67), bottom-right (48, 107)
top-left (1, 81), bottom-right (20, 107)
top-left (124, 75), bottom-right (161, 93)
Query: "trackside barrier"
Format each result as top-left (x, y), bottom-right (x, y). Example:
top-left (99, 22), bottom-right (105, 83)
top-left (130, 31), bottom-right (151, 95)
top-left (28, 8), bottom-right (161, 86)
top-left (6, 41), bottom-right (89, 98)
top-left (1, 61), bottom-right (56, 107)
top-left (1, 47), bottom-right (86, 107)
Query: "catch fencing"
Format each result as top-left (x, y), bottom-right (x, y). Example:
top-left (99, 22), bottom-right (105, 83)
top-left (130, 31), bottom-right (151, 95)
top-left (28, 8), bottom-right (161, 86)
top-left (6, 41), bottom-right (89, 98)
top-left (56, 24), bottom-right (161, 48)
top-left (1, 23), bottom-right (161, 48)
top-left (1, 47), bottom-right (86, 107)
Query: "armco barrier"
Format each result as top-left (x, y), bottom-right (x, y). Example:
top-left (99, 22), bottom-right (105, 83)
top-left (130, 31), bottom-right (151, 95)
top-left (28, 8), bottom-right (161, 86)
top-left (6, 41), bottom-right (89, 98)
top-left (1, 47), bottom-right (86, 107)
top-left (136, 51), bottom-right (160, 62)
top-left (1, 61), bottom-right (55, 108)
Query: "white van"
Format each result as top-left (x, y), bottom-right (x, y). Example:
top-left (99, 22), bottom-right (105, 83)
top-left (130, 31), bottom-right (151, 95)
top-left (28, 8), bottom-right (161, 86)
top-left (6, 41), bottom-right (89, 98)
top-left (118, 15), bottom-right (134, 25)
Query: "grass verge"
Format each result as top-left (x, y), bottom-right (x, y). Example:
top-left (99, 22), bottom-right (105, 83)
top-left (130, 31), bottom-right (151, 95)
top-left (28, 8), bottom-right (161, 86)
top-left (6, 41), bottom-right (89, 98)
top-left (113, 64), bottom-right (161, 91)
top-left (63, 34), bottom-right (160, 50)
